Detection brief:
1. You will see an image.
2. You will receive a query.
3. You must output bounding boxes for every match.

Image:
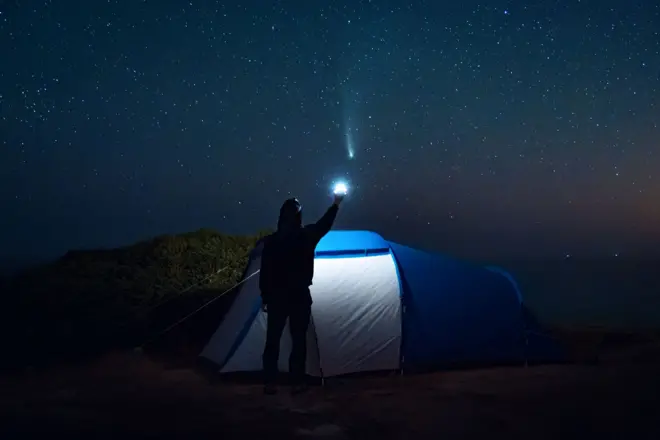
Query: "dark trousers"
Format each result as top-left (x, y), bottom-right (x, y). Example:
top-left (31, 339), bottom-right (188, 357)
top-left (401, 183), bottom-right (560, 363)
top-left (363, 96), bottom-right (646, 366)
top-left (262, 301), bottom-right (311, 386)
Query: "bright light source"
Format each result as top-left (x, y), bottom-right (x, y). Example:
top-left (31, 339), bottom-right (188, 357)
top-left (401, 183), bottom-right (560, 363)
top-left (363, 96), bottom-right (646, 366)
top-left (333, 182), bottom-right (348, 195)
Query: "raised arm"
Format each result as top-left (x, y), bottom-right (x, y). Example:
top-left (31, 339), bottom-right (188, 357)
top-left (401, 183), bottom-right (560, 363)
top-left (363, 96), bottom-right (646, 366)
top-left (305, 195), bottom-right (343, 245)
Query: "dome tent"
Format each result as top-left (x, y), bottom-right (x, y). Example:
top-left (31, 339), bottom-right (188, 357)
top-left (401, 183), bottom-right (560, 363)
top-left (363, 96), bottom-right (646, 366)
top-left (199, 230), bottom-right (563, 377)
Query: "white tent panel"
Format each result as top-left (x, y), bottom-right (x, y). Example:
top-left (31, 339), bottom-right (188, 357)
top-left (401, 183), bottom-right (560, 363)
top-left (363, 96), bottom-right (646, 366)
top-left (199, 256), bottom-right (263, 366)
top-left (310, 253), bottom-right (402, 377)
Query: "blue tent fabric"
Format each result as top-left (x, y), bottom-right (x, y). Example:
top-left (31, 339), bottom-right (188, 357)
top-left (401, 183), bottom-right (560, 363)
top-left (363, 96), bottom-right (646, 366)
top-left (390, 243), bottom-right (528, 369)
top-left (487, 266), bottom-right (566, 364)
top-left (315, 230), bottom-right (390, 256)
top-left (312, 231), bottom-right (564, 367)
top-left (486, 266), bottom-right (524, 303)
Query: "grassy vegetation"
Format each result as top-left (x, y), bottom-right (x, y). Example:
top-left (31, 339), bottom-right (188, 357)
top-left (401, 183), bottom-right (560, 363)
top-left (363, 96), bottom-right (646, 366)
top-left (1, 228), bottom-right (271, 370)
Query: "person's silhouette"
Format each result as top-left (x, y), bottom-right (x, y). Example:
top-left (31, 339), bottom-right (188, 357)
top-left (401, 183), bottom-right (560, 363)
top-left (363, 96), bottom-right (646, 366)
top-left (259, 192), bottom-right (345, 395)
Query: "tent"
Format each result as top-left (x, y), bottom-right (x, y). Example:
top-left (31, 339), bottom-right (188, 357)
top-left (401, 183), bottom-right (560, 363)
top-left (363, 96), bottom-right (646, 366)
top-left (199, 230), bottom-right (564, 377)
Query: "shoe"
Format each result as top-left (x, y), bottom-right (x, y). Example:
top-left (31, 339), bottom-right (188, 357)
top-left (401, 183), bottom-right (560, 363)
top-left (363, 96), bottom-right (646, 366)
top-left (264, 384), bottom-right (277, 395)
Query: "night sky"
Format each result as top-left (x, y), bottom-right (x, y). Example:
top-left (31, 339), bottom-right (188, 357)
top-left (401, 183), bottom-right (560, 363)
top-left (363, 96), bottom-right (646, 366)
top-left (2, 0), bottom-right (660, 261)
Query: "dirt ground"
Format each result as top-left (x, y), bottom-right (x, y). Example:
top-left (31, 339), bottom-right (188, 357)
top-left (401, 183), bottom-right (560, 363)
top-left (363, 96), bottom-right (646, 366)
top-left (1, 344), bottom-right (659, 440)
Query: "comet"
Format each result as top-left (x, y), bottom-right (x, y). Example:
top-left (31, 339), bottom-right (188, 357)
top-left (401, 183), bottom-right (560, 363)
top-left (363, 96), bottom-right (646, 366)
top-left (345, 127), bottom-right (355, 160)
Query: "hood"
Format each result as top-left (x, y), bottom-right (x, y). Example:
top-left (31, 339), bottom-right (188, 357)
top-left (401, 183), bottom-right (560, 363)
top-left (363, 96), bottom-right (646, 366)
top-left (277, 198), bottom-right (303, 233)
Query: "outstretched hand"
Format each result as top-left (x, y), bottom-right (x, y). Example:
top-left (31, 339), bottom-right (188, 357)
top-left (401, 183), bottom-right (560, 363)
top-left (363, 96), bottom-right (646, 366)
top-left (333, 193), bottom-right (345, 206)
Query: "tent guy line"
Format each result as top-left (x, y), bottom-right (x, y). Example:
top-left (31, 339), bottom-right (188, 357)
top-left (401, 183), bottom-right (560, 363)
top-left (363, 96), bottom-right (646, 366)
top-left (137, 269), bottom-right (261, 350)
top-left (145, 265), bottom-right (231, 315)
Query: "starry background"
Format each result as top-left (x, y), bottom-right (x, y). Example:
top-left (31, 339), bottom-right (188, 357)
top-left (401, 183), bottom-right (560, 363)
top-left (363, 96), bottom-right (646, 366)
top-left (2, 0), bottom-right (660, 262)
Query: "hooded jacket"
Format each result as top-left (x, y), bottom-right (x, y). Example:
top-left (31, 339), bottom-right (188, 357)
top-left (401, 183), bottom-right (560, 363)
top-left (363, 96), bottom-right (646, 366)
top-left (259, 203), bottom-right (339, 306)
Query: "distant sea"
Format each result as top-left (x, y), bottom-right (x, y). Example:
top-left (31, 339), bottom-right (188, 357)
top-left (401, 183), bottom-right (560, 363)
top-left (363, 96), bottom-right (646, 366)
top-left (495, 257), bottom-right (660, 331)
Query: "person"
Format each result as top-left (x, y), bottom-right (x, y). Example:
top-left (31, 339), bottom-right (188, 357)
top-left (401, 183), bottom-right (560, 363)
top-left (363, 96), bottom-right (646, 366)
top-left (259, 192), bottom-right (345, 395)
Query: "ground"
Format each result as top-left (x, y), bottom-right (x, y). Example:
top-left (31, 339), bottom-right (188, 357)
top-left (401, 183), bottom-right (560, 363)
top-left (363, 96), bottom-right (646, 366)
top-left (1, 342), bottom-right (659, 439)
